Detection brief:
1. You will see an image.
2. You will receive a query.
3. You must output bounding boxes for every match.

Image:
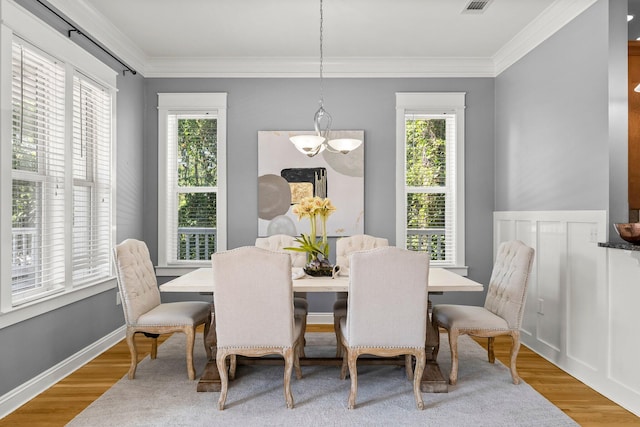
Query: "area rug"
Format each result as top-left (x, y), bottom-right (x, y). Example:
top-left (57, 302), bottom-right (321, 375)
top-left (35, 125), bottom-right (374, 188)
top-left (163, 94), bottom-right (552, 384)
top-left (67, 332), bottom-right (577, 427)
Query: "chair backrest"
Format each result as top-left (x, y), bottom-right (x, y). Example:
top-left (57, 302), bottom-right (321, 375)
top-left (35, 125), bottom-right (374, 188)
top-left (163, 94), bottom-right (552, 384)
top-left (212, 246), bottom-right (295, 348)
top-left (346, 247), bottom-right (429, 347)
top-left (113, 239), bottom-right (161, 325)
top-left (336, 234), bottom-right (389, 270)
top-left (255, 234), bottom-right (306, 268)
top-left (484, 240), bottom-right (535, 329)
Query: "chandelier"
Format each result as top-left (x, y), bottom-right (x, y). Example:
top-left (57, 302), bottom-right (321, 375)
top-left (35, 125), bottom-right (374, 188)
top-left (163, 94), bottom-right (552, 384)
top-left (289, 0), bottom-right (362, 158)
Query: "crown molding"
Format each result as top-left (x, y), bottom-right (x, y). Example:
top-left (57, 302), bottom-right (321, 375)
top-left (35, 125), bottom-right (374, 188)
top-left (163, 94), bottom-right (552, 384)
top-left (45, 0), bottom-right (593, 79)
top-left (143, 56), bottom-right (496, 78)
top-left (493, 0), bottom-right (598, 76)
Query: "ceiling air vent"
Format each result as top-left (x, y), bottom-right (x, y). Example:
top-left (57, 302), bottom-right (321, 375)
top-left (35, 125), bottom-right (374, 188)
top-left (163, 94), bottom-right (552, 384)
top-left (462, 0), bottom-right (493, 13)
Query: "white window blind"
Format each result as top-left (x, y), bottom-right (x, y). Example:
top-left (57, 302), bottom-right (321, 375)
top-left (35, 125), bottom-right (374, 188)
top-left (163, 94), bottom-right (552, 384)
top-left (72, 74), bottom-right (112, 285)
top-left (11, 39), bottom-right (66, 301)
top-left (9, 36), bottom-right (114, 306)
top-left (396, 93), bottom-right (465, 271)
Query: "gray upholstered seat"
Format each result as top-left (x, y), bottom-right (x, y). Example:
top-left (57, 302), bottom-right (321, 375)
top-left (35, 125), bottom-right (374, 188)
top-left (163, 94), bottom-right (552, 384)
top-left (332, 234), bottom-right (388, 357)
top-left (339, 247), bottom-right (429, 410)
top-left (113, 239), bottom-right (212, 380)
top-left (212, 246), bottom-right (304, 410)
top-left (432, 240), bottom-right (535, 385)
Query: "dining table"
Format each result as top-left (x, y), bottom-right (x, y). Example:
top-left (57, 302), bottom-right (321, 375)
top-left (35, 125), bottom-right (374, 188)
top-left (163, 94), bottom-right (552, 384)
top-left (160, 266), bottom-right (483, 393)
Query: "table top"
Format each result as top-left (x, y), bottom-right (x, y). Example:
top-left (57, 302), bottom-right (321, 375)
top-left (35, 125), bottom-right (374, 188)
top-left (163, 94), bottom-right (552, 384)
top-left (159, 267), bottom-right (484, 293)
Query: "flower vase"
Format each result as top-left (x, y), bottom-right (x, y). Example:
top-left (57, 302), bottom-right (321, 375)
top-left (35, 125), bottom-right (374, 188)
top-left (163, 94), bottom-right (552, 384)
top-left (303, 256), bottom-right (334, 277)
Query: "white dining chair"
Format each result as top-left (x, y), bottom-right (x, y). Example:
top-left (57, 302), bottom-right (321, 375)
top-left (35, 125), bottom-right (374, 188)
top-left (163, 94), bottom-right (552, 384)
top-left (113, 239), bottom-right (212, 380)
top-left (212, 246), bottom-right (304, 410)
top-left (432, 240), bottom-right (535, 385)
top-left (339, 246), bottom-right (429, 410)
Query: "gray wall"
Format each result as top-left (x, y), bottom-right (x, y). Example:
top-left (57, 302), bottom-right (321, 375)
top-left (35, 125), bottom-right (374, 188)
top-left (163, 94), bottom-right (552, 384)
top-left (143, 77), bottom-right (496, 310)
top-left (0, 73), bottom-right (146, 397)
top-left (495, 0), bottom-right (627, 227)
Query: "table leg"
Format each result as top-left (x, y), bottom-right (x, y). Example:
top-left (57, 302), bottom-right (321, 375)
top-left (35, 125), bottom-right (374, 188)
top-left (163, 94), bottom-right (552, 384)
top-left (420, 298), bottom-right (448, 392)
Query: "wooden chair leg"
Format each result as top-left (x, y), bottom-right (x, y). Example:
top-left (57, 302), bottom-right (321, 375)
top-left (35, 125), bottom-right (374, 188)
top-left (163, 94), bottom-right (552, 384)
top-left (229, 355), bottom-right (237, 380)
top-left (509, 331), bottom-right (522, 384)
top-left (185, 327), bottom-right (196, 380)
top-left (294, 338), bottom-right (303, 380)
top-left (299, 315), bottom-right (307, 358)
top-left (405, 354), bottom-right (414, 380)
top-left (203, 315), bottom-right (213, 360)
top-left (488, 336), bottom-right (495, 363)
top-left (413, 350), bottom-right (426, 410)
top-left (125, 329), bottom-right (138, 380)
top-left (334, 314), bottom-right (343, 358)
top-left (347, 351), bottom-right (359, 409)
top-left (283, 347), bottom-right (295, 409)
top-left (448, 329), bottom-right (460, 385)
top-left (339, 335), bottom-right (349, 380)
top-left (216, 351), bottom-right (229, 410)
top-left (150, 336), bottom-right (158, 359)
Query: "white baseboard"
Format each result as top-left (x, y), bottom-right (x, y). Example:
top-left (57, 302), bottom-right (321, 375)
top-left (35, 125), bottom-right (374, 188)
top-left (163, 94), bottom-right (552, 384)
top-left (307, 312), bottom-right (333, 325)
top-left (0, 325), bottom-right (126, 419)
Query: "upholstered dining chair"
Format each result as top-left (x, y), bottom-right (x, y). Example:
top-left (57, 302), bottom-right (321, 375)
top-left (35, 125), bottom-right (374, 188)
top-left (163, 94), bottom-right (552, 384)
top-left (333, 234), bottom-right (389, 357)
top-left (339, 247), bottom-right (430, 410)
top-left (212, 246), bottom-right (304, 410)
top-left (255, 234), bottom-right (309, 356)
top-left (432, 240), bottom-right (535, 386)
top-left (113, 239), bottom-right (212, 380)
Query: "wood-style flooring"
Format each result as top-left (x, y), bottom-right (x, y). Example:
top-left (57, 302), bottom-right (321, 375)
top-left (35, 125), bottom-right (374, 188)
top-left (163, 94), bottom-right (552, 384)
top-left (1, 325), bottom-right (639, 426)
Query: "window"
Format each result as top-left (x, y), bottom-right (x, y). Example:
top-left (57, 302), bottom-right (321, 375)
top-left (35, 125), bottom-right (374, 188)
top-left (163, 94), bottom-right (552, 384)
top-left (157, 93), bottom-right (227, 274)
top-left (4, 35), bottom-right (114, 309)
top-left (396, 93), bottom-right (466, 272)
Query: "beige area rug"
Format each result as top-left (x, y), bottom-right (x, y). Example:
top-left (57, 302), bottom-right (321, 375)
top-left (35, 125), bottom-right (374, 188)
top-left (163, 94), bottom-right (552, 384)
top-left (67, 332), bottom-right (577, 427)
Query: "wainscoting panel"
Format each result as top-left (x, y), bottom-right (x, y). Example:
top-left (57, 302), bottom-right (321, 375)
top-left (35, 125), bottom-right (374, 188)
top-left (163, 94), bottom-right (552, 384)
top-left (494, 210), bottom-right (640, 417)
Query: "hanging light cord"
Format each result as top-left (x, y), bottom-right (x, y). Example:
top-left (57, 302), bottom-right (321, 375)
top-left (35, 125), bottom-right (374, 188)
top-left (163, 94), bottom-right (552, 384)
top-left (318, 0), bottom-right (325, 110)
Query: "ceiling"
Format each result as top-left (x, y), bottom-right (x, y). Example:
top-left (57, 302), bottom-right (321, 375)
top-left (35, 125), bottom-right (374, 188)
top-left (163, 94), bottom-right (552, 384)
top-left (45, 0), bottom-right (599, 77)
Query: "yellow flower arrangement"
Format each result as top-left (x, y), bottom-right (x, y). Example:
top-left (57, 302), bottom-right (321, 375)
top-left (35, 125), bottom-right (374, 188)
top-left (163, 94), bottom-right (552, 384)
top-left (287, 196), bottom-right (336, 263)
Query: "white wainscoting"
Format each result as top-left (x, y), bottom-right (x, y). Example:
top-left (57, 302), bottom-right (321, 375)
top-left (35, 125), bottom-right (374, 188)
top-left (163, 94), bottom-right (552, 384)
top-left (494, 210), bottom-right (640, 417)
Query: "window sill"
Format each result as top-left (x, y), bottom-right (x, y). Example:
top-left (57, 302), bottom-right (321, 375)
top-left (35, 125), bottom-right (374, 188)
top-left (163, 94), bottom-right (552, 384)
top-left (155, 263), bottom-right (210, 277)
top-left (0, 277), bottom-right (117, 329)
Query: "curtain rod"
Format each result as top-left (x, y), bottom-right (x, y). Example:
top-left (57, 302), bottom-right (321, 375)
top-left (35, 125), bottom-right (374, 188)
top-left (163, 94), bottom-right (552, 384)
top-left (35, 0), bottom-right (137, 75)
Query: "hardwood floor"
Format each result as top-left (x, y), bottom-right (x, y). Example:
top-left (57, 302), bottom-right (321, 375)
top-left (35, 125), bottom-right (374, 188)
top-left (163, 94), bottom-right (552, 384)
top-left (1, 325), bottom-right (638, 426)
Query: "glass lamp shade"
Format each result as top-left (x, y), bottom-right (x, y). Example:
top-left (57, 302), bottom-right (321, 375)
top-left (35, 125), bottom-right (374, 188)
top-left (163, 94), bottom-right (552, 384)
top-left (327, 138), bottom-right (362, 154)
top-left (290, 135), bottom-right (326, 156)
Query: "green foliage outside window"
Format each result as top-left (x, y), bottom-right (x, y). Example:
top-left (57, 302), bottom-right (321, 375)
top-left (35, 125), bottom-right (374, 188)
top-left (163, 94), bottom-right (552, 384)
top-left (405, 118), bottom-right (447, 260)
top-left (176, 118), bottom-right (218, 260)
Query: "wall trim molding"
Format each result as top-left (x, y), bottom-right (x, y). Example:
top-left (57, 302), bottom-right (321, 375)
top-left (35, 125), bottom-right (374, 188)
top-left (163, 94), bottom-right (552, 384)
top-left (0, 325), bottom-right (125, 419)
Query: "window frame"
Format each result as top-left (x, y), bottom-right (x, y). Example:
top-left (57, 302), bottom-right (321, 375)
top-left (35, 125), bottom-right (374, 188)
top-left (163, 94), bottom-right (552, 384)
top-left (157, 93), bottom-right (227, 276)
top-left (0, 0), bottom-right (117, 327)
top-left (395, 92), bottom-right (467, 275)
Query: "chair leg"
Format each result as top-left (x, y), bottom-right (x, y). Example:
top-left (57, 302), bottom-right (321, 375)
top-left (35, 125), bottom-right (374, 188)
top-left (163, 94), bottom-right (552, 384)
top-left (339, 335), bottom-right (349, 380)
top-left (347, 350), bottom-right (359, 409)
top-left (509, 331), bottom-right (522, 384)
top-left (487, 336), bottom-right (495, 363)
top-left (216, 351), bottom-right (229, 410)
top-left (203, 315), bottom-right (213, 360)
top-left (334, 314), bottom-right (343, 358)
top-left (413, 349), bottom-right (426, 410)
top-left (448, 329), bottom-right (460, 385)
top-left (405, 354), bottom-right (414, 380)
top-left (150, 336), bottom-right (158, 359)
top-left (229, 355), bottom-right (237, 380)
top-left (283, 347), bottom-right (295, 409)
top-left (298, 314), bottom-right (307, 358)
top-left (125, 329), bottom-right (138, 380)
top-left (294, 337), bottom-right (303, 380)
top-left (185, 327), bottom-right (196, 380)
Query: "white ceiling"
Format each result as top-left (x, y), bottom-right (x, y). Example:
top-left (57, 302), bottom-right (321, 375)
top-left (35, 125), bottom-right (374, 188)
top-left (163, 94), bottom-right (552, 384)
top-left (46, 0), bottom-right (598, 77)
